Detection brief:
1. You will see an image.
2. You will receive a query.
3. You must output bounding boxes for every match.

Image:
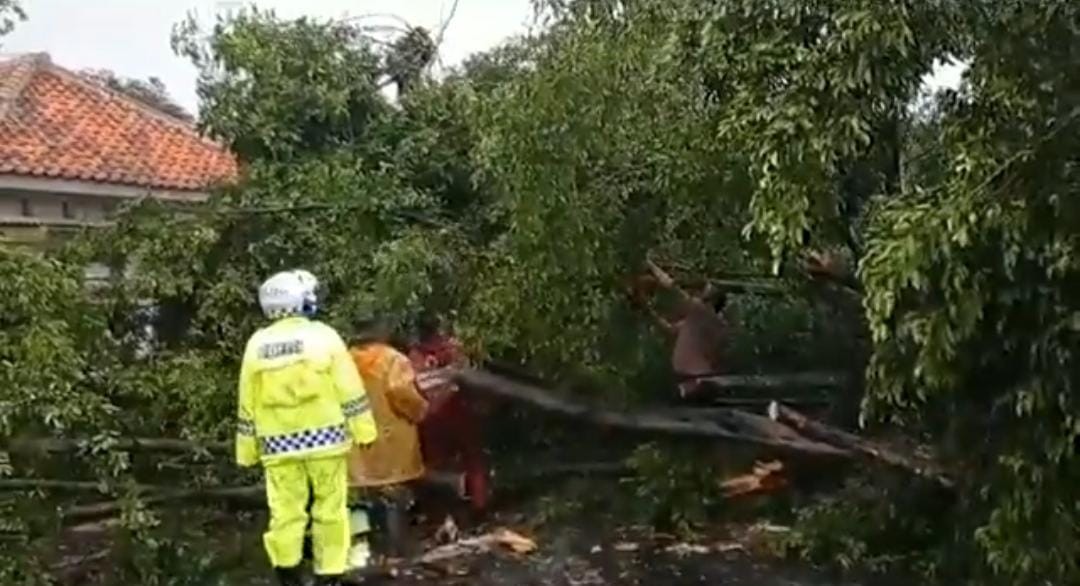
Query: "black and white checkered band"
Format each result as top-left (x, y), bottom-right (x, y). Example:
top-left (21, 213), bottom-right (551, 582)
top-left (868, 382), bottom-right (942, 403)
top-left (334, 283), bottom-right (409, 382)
top-left (237, 418), bottom-right (256, 437)
top-left (259, 425), bottom-right (347, 456)
top-left (341, 397), bottom-right (370, 418)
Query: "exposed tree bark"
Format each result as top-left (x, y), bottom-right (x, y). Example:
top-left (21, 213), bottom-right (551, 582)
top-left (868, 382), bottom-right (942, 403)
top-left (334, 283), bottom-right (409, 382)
top-left (768, 402), bottom-right (953, 489)
top-left (690, 372), bottom-right (847, 389)
top-left (660, 398), bottom-right (830, 417)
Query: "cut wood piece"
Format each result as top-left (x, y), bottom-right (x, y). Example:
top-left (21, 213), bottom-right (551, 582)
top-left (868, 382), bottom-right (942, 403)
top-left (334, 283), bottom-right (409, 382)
top-left (453, 369), bottom-right (850, 457)
top-left (419, 528), bottom-right (538, 565)
top-left (720, 460), bottom-right (788, 498)
top-left (768, 402), bottom-right (953, 489)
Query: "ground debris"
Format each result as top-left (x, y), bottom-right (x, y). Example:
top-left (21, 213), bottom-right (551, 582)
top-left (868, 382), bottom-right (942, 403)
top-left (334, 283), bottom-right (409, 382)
top-left (663, 542), bottom-right (711, 557)
top-left (720, 459), bottom-right (787, 498)
top-left (419, 527), bottom-right (537, 565)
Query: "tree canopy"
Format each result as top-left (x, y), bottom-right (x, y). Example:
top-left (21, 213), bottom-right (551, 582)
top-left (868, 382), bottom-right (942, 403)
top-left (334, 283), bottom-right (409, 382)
top-left (0, 0), bottom-right (24, 42)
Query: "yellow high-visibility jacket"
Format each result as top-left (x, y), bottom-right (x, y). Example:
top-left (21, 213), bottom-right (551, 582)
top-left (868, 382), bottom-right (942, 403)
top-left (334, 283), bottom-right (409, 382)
top-left (235, 316), bottom-right (378, 467)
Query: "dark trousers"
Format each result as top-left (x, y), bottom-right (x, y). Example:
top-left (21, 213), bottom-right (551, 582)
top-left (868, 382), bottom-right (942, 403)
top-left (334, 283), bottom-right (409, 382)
top-left (302, 485), bottom-right (414, 561)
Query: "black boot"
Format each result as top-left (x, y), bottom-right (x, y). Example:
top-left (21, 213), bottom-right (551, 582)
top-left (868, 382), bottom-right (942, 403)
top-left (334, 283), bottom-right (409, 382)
top-left (314, 575), bottom-right (344, 586)
top-left (384, 501), bottom-right (411, 558)
top-left (274, 566), bottom-right (304, 586)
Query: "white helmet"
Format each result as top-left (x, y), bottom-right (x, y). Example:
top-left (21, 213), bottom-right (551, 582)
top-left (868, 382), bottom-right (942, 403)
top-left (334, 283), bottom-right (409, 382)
top-left (257, 271), bottom-right (307, 319)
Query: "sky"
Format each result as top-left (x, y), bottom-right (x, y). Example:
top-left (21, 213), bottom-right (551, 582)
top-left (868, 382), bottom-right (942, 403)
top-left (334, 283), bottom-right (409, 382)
top-left (3, 0), bottom-right (537, 113)
top-left (3, 0), bottom-right (964, 115)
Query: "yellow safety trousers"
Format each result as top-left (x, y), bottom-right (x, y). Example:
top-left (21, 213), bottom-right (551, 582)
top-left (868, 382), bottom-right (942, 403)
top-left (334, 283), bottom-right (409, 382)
top-left (264, 455), bottom-right (349, 576)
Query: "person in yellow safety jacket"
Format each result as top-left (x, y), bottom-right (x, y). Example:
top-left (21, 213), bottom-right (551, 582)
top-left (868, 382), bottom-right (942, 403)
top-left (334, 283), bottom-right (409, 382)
top-left (235, 269), bottom-right (378, 586)
top-left (345, 318), bottom-right (429, 568)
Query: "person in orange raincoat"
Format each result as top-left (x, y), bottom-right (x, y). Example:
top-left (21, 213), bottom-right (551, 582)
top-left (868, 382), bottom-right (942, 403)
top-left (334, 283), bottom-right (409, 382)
top-left (345, 318), bottom-right (429, 566)
top-left (408, 315), bottom-right (491, 517)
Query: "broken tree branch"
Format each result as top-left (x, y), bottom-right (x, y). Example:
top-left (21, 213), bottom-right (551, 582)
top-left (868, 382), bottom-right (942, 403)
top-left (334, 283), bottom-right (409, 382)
top-left (0, 479), bottom-right (135, 492)
top-left (644, 258), bottom-right (694, 303)
top-left (62, 485), bottom-right (263, 523)
top-left (435, 0), bottom-right (461, 47)
top-left (643, 259), bottom-right (783, 295)
top-left (768, 402), bottom-right (953, 489)
top-left (453, 369), bottom-right (849, 457)
top-left (7, 437), bottom-right (228, 455)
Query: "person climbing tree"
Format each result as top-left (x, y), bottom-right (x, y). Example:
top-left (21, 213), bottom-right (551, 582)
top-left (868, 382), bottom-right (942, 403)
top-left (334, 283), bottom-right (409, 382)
top-left (629, 260), bottom-right (731, 401)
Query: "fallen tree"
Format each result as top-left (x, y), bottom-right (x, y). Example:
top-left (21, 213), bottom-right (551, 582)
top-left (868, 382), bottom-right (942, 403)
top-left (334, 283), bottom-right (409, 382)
top-left (451, 368), bottom-right (950, 487)
top-left (452, 369), bottom-right (850, 457)
top-left (6, 368), bottom-right (948, 510)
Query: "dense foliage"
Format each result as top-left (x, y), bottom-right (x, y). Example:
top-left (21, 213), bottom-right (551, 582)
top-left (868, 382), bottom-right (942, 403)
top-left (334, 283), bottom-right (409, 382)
top-left (3, 1), bottom-right (1080, 584)
top-left (0, 0), bottom-right (23, 41)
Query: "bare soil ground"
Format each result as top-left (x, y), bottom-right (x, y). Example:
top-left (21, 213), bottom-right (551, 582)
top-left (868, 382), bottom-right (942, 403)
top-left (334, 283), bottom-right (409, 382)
top-left (351, 511), bottom-right (869, 586)
top-left (54, 510), bottom-right (871, 586)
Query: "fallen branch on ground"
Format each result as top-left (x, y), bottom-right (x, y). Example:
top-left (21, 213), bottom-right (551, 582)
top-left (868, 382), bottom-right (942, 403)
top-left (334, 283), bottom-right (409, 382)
top-left (50, 548), bottom-right (111, 572)
top-left (9, 460), bottom-right (633, 524)
top-left (7, 437), bottom-right (228, 455)
top-left (63, 486), bottom-right (263, 522)
top-left (0, 479), bottom-right (166, 492)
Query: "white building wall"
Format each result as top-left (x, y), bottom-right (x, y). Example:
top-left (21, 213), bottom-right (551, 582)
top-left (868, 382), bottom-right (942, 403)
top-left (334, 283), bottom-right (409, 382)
top-left (0, 188), bottom-right (116, 224)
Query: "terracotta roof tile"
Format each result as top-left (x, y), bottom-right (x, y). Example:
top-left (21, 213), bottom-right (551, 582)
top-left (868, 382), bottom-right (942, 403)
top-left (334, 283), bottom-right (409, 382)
top-left (0, 53), bottom-right (238, 195)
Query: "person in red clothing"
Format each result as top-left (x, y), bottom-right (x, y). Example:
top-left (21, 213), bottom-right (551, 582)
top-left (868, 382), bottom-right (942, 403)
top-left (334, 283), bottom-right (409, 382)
top-left (408, 315), bottom-right (491, 517)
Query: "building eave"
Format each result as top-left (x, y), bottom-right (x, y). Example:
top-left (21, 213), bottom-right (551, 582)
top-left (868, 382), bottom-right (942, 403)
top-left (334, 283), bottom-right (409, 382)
top-left (0, 175), bottom-right (212, 202)
top-left (0, 216), bottom-right (109, 228)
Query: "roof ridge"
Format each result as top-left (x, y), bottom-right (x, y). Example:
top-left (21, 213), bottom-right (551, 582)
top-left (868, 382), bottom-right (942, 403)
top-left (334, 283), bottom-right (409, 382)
top-left (0, 52), bottom-right (50, 120)
top-left (0, 52), bottom-right (238, 193)
top-left (43, 64), bottom-right (226, 152)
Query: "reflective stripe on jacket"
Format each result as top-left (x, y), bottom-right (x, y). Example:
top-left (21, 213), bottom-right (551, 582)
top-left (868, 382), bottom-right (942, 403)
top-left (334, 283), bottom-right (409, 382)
top-left (235, 317), bottom-right (378, 466)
